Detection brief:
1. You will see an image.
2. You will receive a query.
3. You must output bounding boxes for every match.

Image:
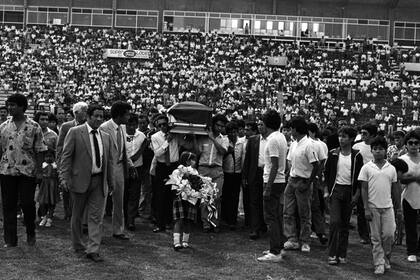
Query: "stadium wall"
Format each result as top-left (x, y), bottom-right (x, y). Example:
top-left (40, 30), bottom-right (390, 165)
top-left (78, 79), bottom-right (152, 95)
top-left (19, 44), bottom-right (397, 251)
top-left (2, 0), bottom-right (420, 22)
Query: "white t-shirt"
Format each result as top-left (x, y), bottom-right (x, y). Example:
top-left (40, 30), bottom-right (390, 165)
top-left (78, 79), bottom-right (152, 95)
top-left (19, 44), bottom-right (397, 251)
top-left (400, 154), bottom-right (420, 209)
top-left (126, 129), bottom-right (146, 167)
top-left (353, 141), bottom-right (373, 164)
top-left (358, 161), bottom-right (397, 208)
top-left (287, 136), bottom-right (318, 178)
top-left (258, 136), bottom-right (267, 168)
top-left (312, 138), bottom-right (328, 162)
top-left (263, 131), bottom-right (288, 184)
top-left (335, 153), bottom-right (351, 185)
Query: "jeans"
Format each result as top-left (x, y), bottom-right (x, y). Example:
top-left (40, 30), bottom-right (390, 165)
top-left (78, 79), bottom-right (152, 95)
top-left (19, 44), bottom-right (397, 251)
top-left (283, 177), bottom-right (312, 243)
top-left (403, 199), bottom-right (420, 255)
top-left (328, 185), bottom-right (352, 258)
top-left (1, 175), bottom-right (37, 245)
top-left (369, 207), bottom-right (396, 266)
top-left (263, 183), bottom-right (286, 255)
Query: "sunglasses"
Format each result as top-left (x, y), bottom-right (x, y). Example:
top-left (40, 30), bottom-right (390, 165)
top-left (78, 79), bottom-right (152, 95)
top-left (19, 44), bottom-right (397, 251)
top-left (407, 141), bottom-right (420, 146)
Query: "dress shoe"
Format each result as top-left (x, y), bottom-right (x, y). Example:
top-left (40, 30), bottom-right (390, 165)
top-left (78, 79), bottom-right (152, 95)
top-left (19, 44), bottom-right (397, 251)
top-left (112, 234), bottom-right (129, 240)
top-left (127, 224), bottom-right (136, 231)
top-left (86, 253), bottom-right (104, 262)
top-left (153, 227), bottom-right (165, 233)
top-left (27, 235), bottom-right (36, 246)
top-left (249, 232), bottom-right (260, 240)
top-left (173, 244), bottom-right (182, 251)
top-left (3, 243), bottom-right (17, 248)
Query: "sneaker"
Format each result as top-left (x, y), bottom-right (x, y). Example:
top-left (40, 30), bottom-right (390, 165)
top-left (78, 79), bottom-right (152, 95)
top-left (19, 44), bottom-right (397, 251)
top-left (39, 216), bottom-right (47, 227)
top-left (408, 255), bottom-right (417, 262)
top-left (45, 218), bottom-right (52, 227)
top-left (301, 243), bottom-right (311, 252)
top-left (338, 257), bottom-right (347, 264)
top-left (328, 256), bottom-right (338, 265)
top-left (257, 252), bottom-right (283, 262)
top-left (284, 240), bottom-right (300, 250)
top-left (374, 265), bottom-right (385, 275)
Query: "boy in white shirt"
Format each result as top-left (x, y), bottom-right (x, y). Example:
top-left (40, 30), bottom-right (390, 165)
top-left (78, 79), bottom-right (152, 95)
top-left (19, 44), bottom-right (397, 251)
top-left (358, 136), bottom-right (401, 275)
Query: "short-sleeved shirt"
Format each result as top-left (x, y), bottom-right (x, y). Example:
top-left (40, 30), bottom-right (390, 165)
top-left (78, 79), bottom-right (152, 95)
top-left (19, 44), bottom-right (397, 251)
top-left (399, 154), bottom-right (420, 209)
top-left (358, 161), bottom-right (397, 209)
top-left (263, 131), bottom-right (288, 183)
top-left (126, 129), bottom-right (146, 167)
top-left (0, 117), bottom-right (47, 177)
top-left (312, 138), bottom-right (328, 162)
top-left (352, 141), bottom-right (373, 164)
top-left (198, 134), bottom-right (229, 167)
top-left (287, 136), bottom-right (318, 179)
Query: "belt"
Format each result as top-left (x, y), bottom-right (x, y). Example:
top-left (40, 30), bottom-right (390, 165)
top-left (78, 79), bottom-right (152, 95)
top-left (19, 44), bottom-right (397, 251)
top-left (291, 176), bottom-right (309, 181)
top-left (91, 172), bottom-right (103, 177)
top-left (201, 165), bottom-right (221, 168)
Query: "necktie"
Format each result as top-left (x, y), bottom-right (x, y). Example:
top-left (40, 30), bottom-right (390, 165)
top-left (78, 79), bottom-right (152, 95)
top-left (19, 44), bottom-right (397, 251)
top-left (117, 126), bottom-right (122, 155)
top-left (91, 129), bottom-right (101, 168)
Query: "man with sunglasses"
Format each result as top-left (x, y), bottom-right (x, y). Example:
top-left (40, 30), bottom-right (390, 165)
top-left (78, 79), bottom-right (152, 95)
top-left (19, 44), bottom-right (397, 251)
top-left (197, 114), bottom-right (229, 233)
top-left (353, 123), bottom-right (377, 245)
top-left (151, 114), bottom-right (180, 233)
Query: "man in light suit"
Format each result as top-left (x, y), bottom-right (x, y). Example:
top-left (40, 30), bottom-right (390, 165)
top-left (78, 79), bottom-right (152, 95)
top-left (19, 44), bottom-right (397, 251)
top-left (56, 102), bottom-right (88, 220)
top-left (100, 101), bottom-right (136, 240)
top-left (60, 104), bottom-right (113, 262)
top-left (242, 121), bottom-right (267, 240)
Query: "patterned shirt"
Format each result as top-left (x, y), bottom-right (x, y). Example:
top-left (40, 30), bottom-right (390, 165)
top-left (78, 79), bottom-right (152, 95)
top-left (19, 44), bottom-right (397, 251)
top-left (43, 127), bottom-right (58, 152)
top-left (0, 117), bottom-right (47, 177)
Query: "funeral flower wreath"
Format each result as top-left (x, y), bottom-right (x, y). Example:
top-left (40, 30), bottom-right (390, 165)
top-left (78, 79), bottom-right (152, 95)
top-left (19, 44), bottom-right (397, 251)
top-left (166, 165), bottom-right (218, 226)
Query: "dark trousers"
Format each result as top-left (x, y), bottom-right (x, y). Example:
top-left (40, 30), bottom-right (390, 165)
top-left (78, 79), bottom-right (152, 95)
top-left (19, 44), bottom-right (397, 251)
top-left (311, 180), bottom-right (326, 235)
top-left (38, 203), bottom-right (56, 218)
top-left (1, 175), bottom-right (36, 245)
top-left (154, 162), bottom-right (177, 228)
top-left (403, 199), bottom-right (420, 255)
top-left (328, 185), bottom-right (353, 258)
top-left (357, 196), bottom-right (370, 241)
top-left (124, 166), bottom-right (142, 225)
top-left (264, 183), bottom-right (286, 255)
top-left (221, 172), bottom-right (242, 226)
top-left (62, 189), bottom-right (72, 219)
top-left (248, 168), bottom-right (265, 233)
top-left (242, 183), bottom-right (250, 226)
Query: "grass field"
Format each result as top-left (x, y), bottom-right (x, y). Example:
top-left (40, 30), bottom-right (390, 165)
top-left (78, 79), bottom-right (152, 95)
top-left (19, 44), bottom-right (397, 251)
top-left (1, 210), bottom-right (420, 280)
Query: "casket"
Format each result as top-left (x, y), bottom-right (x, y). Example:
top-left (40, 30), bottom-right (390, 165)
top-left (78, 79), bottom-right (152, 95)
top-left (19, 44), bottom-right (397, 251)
top-left (167, 102), bottom-right (212, 135)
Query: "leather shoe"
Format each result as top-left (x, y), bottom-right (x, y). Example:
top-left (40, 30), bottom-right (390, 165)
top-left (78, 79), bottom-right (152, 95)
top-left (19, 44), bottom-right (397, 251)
top-left (27, 235), bottom-right (36, 246)
top-left (112, 234), bottom-right (129, 240)
top-left (153, 227), bottom-right (165, 233)
top-left (86, 253), bottom-right (104, 262)
top-left (75, 248), bottom-right (86, 256)
top-left (127, 224), bottom-right (136, 231)
top-left (3, 243), bottom-right (17, 248)
top-left (249, 232), bottom-right (260, 240)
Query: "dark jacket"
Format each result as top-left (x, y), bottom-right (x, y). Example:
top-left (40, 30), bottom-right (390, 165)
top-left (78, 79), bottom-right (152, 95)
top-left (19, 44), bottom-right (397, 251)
top-left (324, 148), bottom-right (364, 196)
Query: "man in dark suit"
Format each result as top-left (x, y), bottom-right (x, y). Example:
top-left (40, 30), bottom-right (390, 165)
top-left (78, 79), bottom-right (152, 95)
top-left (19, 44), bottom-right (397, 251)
top-left (56, 102), bottom-right (88, 220)
top-left (242, 120), bottom-right (267, 239)
top-left (100, 101), bottom-right (136, 240)
top-left (60, 104), bottom-right (113, 262)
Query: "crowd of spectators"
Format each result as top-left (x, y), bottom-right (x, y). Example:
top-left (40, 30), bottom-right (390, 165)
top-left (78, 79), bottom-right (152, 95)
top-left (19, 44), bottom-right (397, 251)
top-left (1, 24), bottom-right (420, 131)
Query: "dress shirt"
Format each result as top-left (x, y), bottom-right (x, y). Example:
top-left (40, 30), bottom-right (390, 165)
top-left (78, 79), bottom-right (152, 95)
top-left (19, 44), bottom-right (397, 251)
top-left (151, 131), bottom-right (179, 163)
top-left (258, 135), bottom-right (267, 167)
top-left (86, 123), bottom-right (103, 174)
top-left (126, 129), bottom-right (146, 167)
top-left (198, 134), bottom-right (229, 167)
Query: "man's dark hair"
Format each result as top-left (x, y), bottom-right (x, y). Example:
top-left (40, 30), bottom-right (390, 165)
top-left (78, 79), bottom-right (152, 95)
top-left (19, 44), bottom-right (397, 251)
top-left (48, 113), bottom-right (57, 123)
top-left (212, 114), bottom-right (228, 128)
top-left (308, 123), bottom-right (320, 138)
top-left (245, 121), bottom-right (258, 133)
top-left (361, 122), bottom-right (378, 137)
top-left (262, 110), bottom-right (281, 130)
top-left (370, 136), bottom-right (388, 150)
top-left (138, 114), bottom-right (148, 122)
top-left (338, 126), bottom-right (358, 139)
top-left (0, 106), bottom-right (8, 112)
top-left (87, 104), bottom-right (104, 117)
top-left (404, 130), bottom-right (420, 145)
top-left (226, 121), bottom-right (238, 133)
top-left (127, 113), bottom-right (139, 124)
top-left (110, 101), bottom-right (132, 119)
top-left (393, 130), bottom-right (406, 138)
top-left (154, 114), bottom-right (168, 124)
top-left (236, 119), bottom-right (245, 129)
top-left (282, 121), bottom-right (292, 129)
top-left (290, 116), bottom-right (308, 135)
top-left (6, 93), bottom-right (28, 112)
top-left (34, 111), bottom-right (50, 123)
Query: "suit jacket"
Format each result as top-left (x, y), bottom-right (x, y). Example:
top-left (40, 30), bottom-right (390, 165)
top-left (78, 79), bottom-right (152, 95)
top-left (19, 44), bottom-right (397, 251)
top-left (59, 124), bottom-right (113, 196)
top-left (99, 119), bottom-right (133, 178)
top-left (56, 119), bottom-right (78, 170)
top-left (242, 134), bottom-right (261, 185)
